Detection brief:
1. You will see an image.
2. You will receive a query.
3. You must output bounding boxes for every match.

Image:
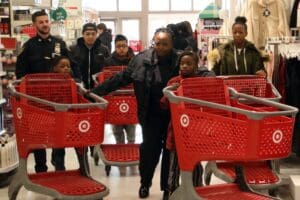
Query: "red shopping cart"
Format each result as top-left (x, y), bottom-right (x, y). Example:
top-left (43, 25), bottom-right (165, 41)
top-left (93, 66), bottom-right (140, 176)
top-left (204, 75), bottom-right (284, 194)
top-left (8, 74), bottom-right (109, 200)
top-left (163, 77), bottom-right (297, 200)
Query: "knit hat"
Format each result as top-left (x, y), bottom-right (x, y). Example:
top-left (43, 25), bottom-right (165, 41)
top-left (82, 23), bottom-right (97, 33)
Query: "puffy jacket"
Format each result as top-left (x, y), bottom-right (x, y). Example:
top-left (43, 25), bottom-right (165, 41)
top-left (104, 47), bottom-right (134, 66)
top-left (98, 31), bottom-right (112, 53)
top-left (70, 38), bottom-right (110, 89)
top-left (92, 48), bottom-right (179, 125)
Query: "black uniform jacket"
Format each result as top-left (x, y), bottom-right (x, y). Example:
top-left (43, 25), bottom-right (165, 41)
top-left (16, 35), bottom-right (76, 79)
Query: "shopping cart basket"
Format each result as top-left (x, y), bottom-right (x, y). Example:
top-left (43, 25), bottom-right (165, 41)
top-left (8, 74), bottom-right (109, 200)
top-left (163, 77), bottom-right (298, 200)
top-left (204, 75), bottom-right (284, 194)
top-left (93, 66), bottom-right (139, 176)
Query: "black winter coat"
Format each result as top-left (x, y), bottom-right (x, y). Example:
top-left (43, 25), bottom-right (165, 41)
top-left (98, 31), bottom-right (112, 53)
top-left (70, 38), bottom-right (110, 89)
top-left (104, 47), bottom-right (134, 66)
top-left (16, 35), bottom-right (81, 79)
top-left (92, 48), bottom-right (179, 125)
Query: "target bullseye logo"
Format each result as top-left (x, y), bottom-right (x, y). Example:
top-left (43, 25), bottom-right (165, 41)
top-left (180, 114), bottom-right (190, 127)
top-left (119, 103), bottom-right (129, 113)
top-left (78, 120), bottom-right (90, 133)
top-left (16, 108), bottom-right (22, 119)
top-left (272, 130), bottom-right (283, 144)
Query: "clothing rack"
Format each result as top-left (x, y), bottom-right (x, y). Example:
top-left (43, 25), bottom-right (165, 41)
top-left (266, 38), bottom-right (300, 86)
top-left (201, 35), bottom-right (232, 51)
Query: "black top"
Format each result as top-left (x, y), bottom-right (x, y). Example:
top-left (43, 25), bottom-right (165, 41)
top-left (98, 31), bottom-right (112, 53)
top-left (70, 37), bottom-right (110, 89)
top-left (16, 35), bottom-right (78, 79)
top-left (104, 47), bottom-right (134, 67)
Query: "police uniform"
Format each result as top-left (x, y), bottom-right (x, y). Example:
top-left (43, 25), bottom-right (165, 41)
top-left (15, 34), bottom-right (70, 172)
top-left (16, 35), bottom-right (70, 79)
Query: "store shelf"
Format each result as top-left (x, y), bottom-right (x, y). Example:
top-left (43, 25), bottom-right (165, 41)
top-left (0, 129), bottom-right (5, 136)
top-left (0, 15), bottom-right (9, 18)
top-left (13, 20), bottom-right (31, 27)
top-left (0, 98), bottom-right (6, 105)
top-left (0, 34), bottom-right (10, 37)
top-left (0, 71), bottom-right (6, 76)
top-left (0, 161), bottom-right (18, 173)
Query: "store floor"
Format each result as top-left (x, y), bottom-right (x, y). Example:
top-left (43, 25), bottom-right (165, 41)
top-left (0, 125), bottom-right (294, 200)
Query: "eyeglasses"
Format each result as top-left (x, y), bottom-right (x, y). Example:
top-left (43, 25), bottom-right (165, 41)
top-left (116, 44), bottom-right (128, 49)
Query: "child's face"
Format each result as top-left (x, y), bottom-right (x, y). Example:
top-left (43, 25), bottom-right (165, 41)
top-left (179, 55), bottom-right (197, 77)
top-left (54, 59), bottom-right (71, 74)
top-left (115, 40), bottom-right (129, 57)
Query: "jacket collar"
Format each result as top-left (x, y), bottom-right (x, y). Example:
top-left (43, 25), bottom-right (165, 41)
top-left (224, 40), bottom-right (257, 51)
top-left (257, 0), bottom-right (276, 7)
top-left (143, 48), bottom-right (178, 68)
top-left (36, 34), bottom-right (53, 43)
top-left (77, 37), bottom-right (102, 49)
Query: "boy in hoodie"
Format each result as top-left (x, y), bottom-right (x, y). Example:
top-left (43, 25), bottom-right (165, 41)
top-left (70, 23), bottom-right (110, 158)
top-left (104, 34), bottom-right (136, 144)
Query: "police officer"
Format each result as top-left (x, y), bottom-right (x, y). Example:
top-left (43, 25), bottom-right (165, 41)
top-left (15, 10), bottom-right (78, 173)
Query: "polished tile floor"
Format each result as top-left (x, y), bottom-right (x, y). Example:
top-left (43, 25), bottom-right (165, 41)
top-left (0, 125), bottom-right (295, 200)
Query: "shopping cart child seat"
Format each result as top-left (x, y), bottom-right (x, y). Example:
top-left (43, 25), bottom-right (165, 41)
top-left (204, 75), bottom-right (284, 193)
top-left (163, 77), bottom-right (297, 200)
top-left (8, 74), bottom-right (109, 200)
top-left (93, 66), bottom-right (140, 176)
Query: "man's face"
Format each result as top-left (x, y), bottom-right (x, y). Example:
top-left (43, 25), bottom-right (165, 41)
top-left (34, 15), bottom-right (50, 35)
top-left (83, 30), bottom-right (97, 46)
top-left (115, 40), bottom-right (128, 57)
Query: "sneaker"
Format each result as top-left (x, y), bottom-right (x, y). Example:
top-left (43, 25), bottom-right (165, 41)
top-left (139, 185), bottom-right (149, 198)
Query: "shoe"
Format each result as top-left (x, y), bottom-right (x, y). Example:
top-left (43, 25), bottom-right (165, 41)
top-left (163, 190), bottom-right (171, 200)
top-left (139, 185), bottom-right (149, 198)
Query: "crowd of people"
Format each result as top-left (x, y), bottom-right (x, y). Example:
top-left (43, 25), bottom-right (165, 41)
top-left (16, 9), bottom-right (266, 200)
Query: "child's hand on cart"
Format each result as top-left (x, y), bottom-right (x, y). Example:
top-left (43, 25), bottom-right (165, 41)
top-left (255, 70), bottom-right (267, 78)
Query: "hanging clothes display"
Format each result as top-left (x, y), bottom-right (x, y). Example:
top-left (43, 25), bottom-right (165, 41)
top-left (290, 0), bottom-right (300, 28)
top-left (241, 0), bottom-right (290, 48)
top-left (270, 42), bottom-right (300, 156)
top-left (285, 57), bottom-right (300, 156)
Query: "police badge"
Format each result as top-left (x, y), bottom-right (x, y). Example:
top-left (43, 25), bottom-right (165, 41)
top-left (54, 42), bottom-right (61, 57)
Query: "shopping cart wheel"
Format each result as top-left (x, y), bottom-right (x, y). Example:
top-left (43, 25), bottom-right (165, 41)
top-left (204, 169), bottom-right (212, 185)
top-left (105, 165), bottom-right (111, 176)
top-left (268, 188), bottom-right (279, 197)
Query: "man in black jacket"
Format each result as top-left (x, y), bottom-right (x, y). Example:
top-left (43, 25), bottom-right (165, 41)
top-left (97, 23), bottom-right (112, 53)
top-left (104, 34), bottom-right (136, 144)
top-left (91, 28), bottom-right (179, 199)
top-left (70, 23), bottom-right (110, 90)
top-left (70, 23), bottom-right (110, 158)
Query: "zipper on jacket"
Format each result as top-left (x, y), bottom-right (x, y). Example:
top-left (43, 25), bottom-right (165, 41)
top-left (88, 49), bottom-right (91, 89)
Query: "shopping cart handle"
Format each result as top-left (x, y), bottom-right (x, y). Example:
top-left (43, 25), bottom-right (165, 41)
top-left (163, 85), bottom-right (298, 120)
top-left (108, 89), bottom-right (135, 95)
top-left (8, 81), bottom-right (108, 111)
